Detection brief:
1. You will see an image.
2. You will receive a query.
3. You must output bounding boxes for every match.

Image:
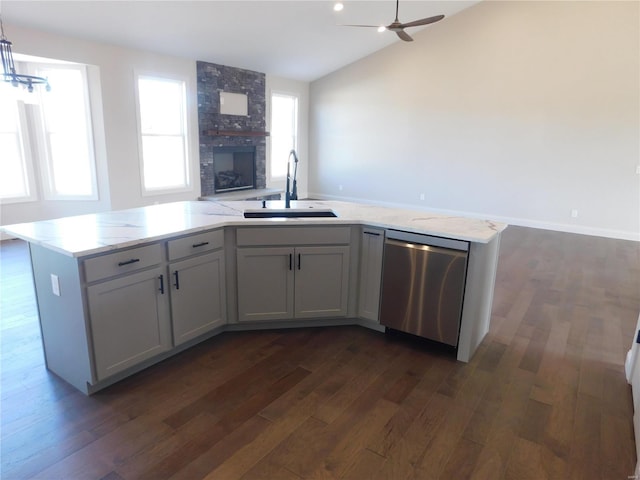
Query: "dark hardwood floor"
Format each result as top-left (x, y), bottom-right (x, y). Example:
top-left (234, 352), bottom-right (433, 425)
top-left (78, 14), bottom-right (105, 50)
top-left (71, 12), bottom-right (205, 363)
top-left (1, 226), bottom-right (639, 479)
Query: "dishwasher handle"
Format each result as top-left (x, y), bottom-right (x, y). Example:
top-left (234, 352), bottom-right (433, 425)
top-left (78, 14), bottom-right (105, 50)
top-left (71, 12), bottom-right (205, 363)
top-left (385, 230), bottom-right (469, 252)
top-left (384, 238), bottom-right (468, 258)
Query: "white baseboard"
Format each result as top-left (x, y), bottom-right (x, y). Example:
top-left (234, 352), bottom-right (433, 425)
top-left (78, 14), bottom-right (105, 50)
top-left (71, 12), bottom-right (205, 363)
top-left (308, 192), bottom-right (640, 242)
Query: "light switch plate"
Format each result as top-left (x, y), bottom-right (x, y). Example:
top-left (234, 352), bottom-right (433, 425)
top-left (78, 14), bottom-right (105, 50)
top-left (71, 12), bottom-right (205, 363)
top-left (51, 274), bottom-right (60, 296)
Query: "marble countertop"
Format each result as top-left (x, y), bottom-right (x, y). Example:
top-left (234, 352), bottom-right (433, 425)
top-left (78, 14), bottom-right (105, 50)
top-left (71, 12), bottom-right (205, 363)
top-left (1, 200), bottom-right (507, 257)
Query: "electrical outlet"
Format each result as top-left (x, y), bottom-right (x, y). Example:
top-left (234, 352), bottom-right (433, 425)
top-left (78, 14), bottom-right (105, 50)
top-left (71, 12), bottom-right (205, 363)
top-left (419, 193), bottom-right (425, 201)
top-left (636, 165), bottom-right (640, 175)
top-left (571, 209), bottom-right (579, 218)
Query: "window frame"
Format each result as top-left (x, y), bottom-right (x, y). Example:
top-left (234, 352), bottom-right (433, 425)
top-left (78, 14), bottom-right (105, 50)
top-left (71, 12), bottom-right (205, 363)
top-left (32, 62), bottom-right (99, 201)
top-left (268, 90), bottom-right (299, 182)
top-left (0, 90), bottom-right (38, 204)
top-left (134, 72), bottom-right (191, 196)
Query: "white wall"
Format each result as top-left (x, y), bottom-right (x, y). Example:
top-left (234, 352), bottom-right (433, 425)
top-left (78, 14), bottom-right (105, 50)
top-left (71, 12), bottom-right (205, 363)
top-left (0, 24), bottom-right (200, 228)
top-left (1, 25), bottom-right (313, 232)
top-left (309, 1), bottom-right (640, 240)
top-left (266, 75), bottom-right (310, 199)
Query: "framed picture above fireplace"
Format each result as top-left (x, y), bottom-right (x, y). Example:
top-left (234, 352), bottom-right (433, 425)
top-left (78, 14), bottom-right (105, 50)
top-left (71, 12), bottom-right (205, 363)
top-left (220, 91), bottom-right (248, 116)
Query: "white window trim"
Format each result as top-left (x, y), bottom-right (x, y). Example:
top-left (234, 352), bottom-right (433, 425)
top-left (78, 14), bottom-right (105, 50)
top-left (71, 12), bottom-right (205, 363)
top-left (134, 72), bottom-right (192, 196)
top-left (0, 97), bottom-right (38, 204)
top-left (268, 89), bottom-right (299, 183)
top-left (32, 63), bottom-right (99, 201)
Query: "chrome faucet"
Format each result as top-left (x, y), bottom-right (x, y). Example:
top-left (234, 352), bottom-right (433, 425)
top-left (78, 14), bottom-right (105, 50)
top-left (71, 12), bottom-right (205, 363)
top-left (285, 160), bottom-right (291, 208)
top-left (285, 149), bottom-right (299, 208)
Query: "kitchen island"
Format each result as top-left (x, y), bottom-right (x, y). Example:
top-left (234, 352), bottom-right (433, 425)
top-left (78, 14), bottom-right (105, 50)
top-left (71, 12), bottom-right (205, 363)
top-left (2, 200), bottom-right (506, 394)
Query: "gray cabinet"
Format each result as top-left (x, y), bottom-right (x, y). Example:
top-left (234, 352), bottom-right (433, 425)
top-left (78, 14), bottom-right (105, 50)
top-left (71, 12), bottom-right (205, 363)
top-left (236, 227), bottom-right (351, 323)
top-left (169, 250), bottom-right (226, 345)
top-left (294, 246), bottom-right (350, 319)
top-left (87, 265), bottom-right (171, 381)
top-left (358, 227), bottom-right (384, 322)
top-left (236, 247), bottom-right (294, 322)
top-left (167, 229), bottom-right (226, 345)
top-left (237, 246), bottom-right (350, 322)
top-left (86, 229), bottom-right (227, 382)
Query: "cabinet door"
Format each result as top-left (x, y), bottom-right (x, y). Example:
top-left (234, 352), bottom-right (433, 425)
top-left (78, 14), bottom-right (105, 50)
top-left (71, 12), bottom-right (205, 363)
top-left (87, 267), bottom-right (171, 381)
top-left (358, 228), bottom-right (384, 322)
top-left (237, 247), bottom-right (294, 322)
top-left (294, 246), bottom-right (350, 319)
top-left (170, 250), bottom-right (227, 346)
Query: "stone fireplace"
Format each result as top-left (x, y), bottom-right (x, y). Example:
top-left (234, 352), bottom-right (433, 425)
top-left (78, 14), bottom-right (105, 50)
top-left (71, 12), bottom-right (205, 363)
top-left (197, 61), bottom-right (268, 197)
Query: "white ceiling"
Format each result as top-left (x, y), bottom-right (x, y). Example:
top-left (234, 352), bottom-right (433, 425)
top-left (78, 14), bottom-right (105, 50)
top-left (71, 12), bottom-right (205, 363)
top-left (2, 0), bottom-right (479, 81)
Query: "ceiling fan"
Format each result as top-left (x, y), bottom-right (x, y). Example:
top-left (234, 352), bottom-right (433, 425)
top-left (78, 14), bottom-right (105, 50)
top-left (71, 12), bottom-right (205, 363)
top-left (343, 0), bottom-right (444, 42)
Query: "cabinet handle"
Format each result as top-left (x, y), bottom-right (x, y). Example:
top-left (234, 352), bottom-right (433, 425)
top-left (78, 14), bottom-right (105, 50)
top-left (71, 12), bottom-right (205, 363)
top-left (173, 270), bottom-right (180, 290)
top-left (297, 253), bottom-right (301, 270)
top-left (364, 231), bottom-right (381, 236)
top-left (192, 241), bottom-right (209, 248)
top-left (118, 258), bottom-right (140, 266)
top-left (289, 253), bottom-right (293, 271)
top-left (158, 274), bottom-right (165, 294)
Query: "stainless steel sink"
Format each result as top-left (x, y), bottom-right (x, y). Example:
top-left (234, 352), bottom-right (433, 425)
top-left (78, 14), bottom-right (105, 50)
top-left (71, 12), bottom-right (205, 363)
top-left (243, 208), bottom-right (337, 218)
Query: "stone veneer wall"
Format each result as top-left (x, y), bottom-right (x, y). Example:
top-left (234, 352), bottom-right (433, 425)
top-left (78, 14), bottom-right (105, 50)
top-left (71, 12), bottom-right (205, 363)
top-left (197, 61), bottom-right (266, 196)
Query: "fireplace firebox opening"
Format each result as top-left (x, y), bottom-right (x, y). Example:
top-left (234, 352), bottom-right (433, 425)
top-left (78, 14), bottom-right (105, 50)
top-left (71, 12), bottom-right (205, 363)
top-left (213, 146), bottom-right (256, 193)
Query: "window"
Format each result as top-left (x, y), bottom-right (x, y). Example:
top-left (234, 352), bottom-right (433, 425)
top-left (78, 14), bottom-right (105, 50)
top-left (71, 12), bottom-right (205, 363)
top-left (36, 65), bottom-right (97, 199)
top-left (270, 92), bottom-right (298, 179)
top-left (0, 61), bottom-right (98, 203)
top-left (0, 85), bottom-right (35, 202)
top-left (136, 75), bottom-right (190, 193)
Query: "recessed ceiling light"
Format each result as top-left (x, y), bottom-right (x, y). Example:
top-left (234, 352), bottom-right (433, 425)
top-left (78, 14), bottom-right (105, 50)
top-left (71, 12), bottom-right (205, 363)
top-left (333, 2), bottom-right (344, 12)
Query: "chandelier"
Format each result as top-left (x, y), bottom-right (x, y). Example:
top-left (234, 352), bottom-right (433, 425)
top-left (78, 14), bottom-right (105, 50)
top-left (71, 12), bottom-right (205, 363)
top-left (0, 15), bottom-right (50, 92)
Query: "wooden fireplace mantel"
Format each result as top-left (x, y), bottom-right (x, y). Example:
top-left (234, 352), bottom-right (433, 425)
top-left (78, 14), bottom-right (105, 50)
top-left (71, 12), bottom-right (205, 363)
top-left (202, 130), bottom-right (270, 137)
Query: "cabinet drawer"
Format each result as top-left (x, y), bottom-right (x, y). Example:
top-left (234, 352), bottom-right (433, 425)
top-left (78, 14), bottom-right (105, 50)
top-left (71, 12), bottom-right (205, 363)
top-left (167, 229), bottom-right (224, 261)
top-left (84, 244), bottom-right (162, 283)
top-left (237, 226), bottom-right (351, 246)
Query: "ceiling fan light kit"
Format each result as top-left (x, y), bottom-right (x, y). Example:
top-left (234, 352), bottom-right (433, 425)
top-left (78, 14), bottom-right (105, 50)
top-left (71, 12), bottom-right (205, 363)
top-left (342, 0), bottom-right (444, 42)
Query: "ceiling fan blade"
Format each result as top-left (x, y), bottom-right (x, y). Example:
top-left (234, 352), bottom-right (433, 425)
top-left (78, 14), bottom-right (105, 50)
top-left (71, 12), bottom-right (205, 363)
top-left (340, 24), bottom-right (381, 28)
top-left (396, 30), bottom-right (413, 42)
top-left (400, 14), bottom-right (445, 29)
top-left (342, 1), bottom-right (443, 43)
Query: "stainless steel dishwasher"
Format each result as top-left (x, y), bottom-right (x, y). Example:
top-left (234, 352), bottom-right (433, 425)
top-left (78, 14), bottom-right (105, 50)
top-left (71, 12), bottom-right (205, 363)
top-left (379, 230), bottom-right (469, 347)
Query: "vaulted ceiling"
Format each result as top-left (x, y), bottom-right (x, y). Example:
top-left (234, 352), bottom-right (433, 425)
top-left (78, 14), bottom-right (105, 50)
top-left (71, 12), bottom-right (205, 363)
top-left (2, 0), bottom-right (479, 81)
